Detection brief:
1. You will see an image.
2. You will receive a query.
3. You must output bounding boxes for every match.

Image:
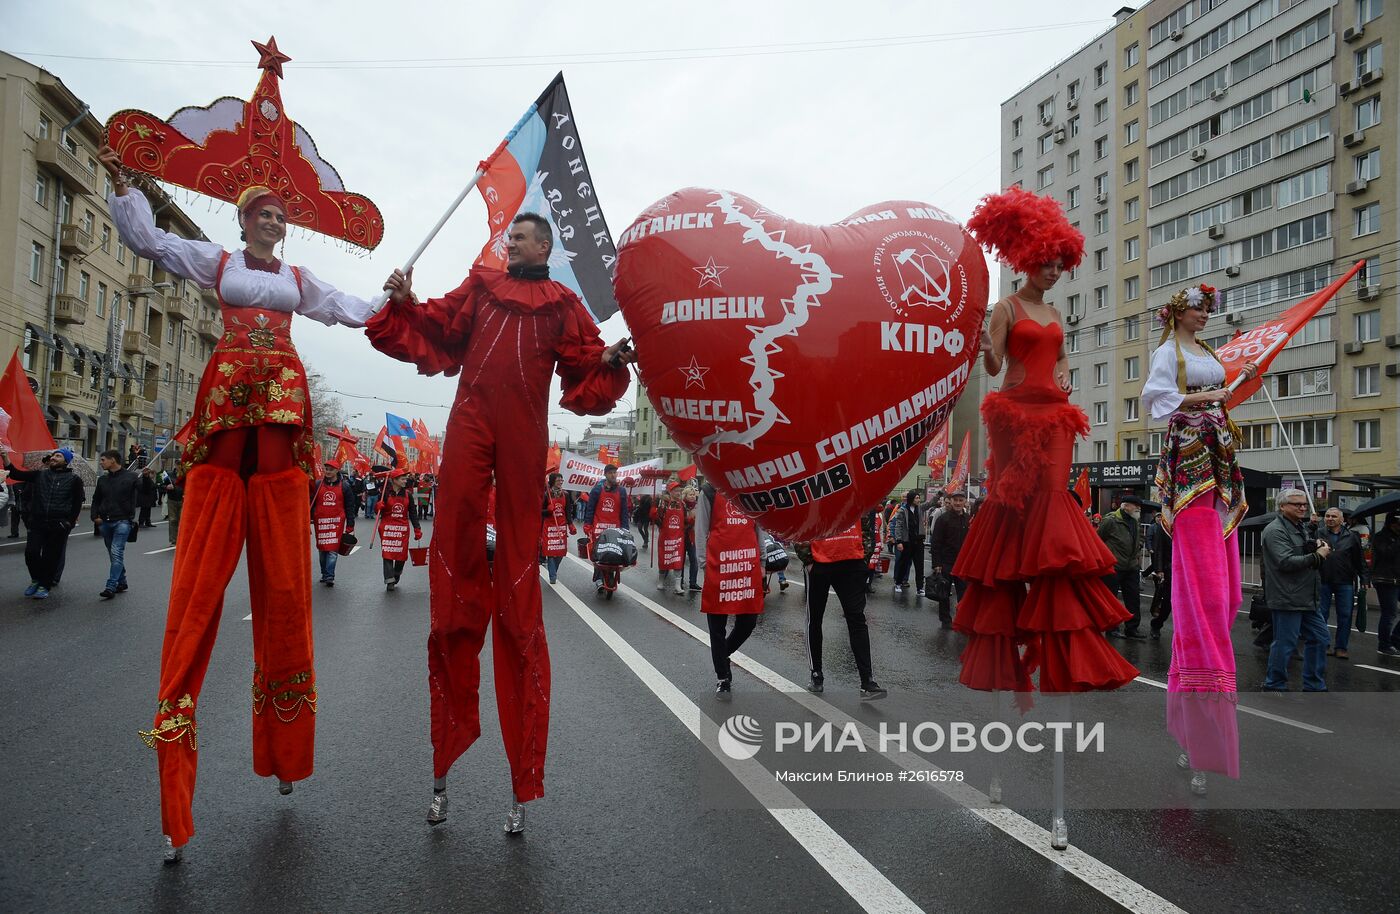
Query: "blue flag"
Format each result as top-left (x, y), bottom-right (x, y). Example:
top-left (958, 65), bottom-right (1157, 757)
top-left (384, 413), bottom-right (414, 438)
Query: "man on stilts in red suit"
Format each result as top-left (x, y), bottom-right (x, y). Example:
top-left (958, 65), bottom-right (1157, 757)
top-left (370, 213), bottom-right (634, 832)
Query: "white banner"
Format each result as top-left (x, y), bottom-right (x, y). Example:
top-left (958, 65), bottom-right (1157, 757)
top-left (559, 450), bottom-right (668, 496)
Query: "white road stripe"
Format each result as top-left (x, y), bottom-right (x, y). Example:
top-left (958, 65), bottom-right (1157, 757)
top-left (1133, 676), bottom-right (1331, 734)
top-left (564, 555), bottom-right (1187, 914)
top-left (1235, 607), bottom-right (1375, 639)
top-left (1356, 663), bottom-right (1400, 677)
top-left (242, 613), bottom-right (253, 621)
top-left (144, 546), bottom-right (177, 555)
top-left (545, 570), bottom-right (923, 914)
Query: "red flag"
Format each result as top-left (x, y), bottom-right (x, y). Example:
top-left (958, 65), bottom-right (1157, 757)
top-left (678, 464), bottom-right (698, 481)
top-left (925, 423), bottom-right (950, 477)
top-left (1074, 468), bottom-right (1091, 510)
top-left (0, 349), bottom-right (56, 454)
top-left (173, 416), bottom-right (195, 446)
top-left (1217, 261), bottom-right (1366, 409)
top-left (312, 442), bottom-right (324, 469)
top-left (546, 442), bottom-right (562, 474)
top-left (351, 454), bottom-right (370, 475)
top-left (948, 430), bottom-right (972, 494)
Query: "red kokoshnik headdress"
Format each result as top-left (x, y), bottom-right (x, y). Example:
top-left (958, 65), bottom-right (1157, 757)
top-left (105, 37), bottom-right (384, 250)
top-left (966, 185), bottom-right (1084, 276)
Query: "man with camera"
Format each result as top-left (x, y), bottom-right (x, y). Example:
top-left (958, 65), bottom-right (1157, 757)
top-left (1262, 489), bottom-right (1331, 691)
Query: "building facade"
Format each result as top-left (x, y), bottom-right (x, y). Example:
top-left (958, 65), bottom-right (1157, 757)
top-left (989, 0), bottom-right (1398, 510)
top-left (0, 52), bottom-right (218, 461)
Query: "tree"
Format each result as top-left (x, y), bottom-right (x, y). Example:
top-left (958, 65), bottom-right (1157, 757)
top-left (305, 366), bottom-right (348, 456)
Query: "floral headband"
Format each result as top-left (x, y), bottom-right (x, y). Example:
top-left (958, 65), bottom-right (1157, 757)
top-left (1155, 283), bottom-right (1217, 329)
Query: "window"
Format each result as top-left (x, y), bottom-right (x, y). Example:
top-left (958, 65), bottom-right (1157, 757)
top-left (1124, 238), bottom-right (1140, 262)
top-left (1356, 419), bottom-right (1382, 451)
top-left (1093, 402), bottom-right (1109, 425)
top-left (1068, 186), bottom-right (1082, 209)
top-left (1149, 89), bottom-right (1188, 128)
top-left (1068, 115), bottom-right (1081, 137)
top-left (1124, 158), bottom-right (1140, 184)
top-left (1357, 96), bottom-right (1382, 131)
top-left (1095, 248), bottom-right (1109, 271)
top-left (1038, 165), bottom-right (1055, 189)
top-left (1094, 173), bottom-right (1109, 196)
top-left (1359, 0), bottom-right (1383, 27)
top-left (163, 363), bottom-right (172, 382)
top-left (29, 242), bottom-right (43, 282)
top-left (1356, 310), bottom-right (1381, 342)
top-left (1095, 211), bottom-right (1109, 235)
top-left (1067, 330), bottom-right (1080, 353)
top-left (1068, 80), bottom-right (1081, 103)
top-left (96, 282), bottom-right (107, 317)
top-left (100, 225), bottom-right (112, 253)
top-left (1355, 41), bottom-right (1383, 78)
top-left (1356, 148), bottom-right (1381, 181)
top-left (1095, 99), bottom-right (1109, 125)
top-left (1124, 356), bottom-right (1141, 381)
top-left (1068, 368), bottom-right (1080, 390)
top-left (82, 211), bottom-right (95, 236)
top-left (1355, 202), bottom-right (1381, 237)
top-left (1355, 365), bottom-right (1380, 397)
top-left (1276, 164), bottom-right (1330, 208)
top-left (1068, 150), bottom-right (1080, 174)
top-left (37, 112), bottom-right (51, 139)
top-left (1274, 369), bottom-right (1331, 398)
top-left (1124, 399), bottom-right (1140, 422)
top-left (1094, 440), bottom-right (1109, 461)
top-left (1124, 120), bottom-right (1140, 145)
top-left (1094, 135), bottom-right (1108, 159)
top-left (1277, 113), bottom-right (1331, 155)
top-left (1231, 42), bottom-right (1271, 83)
top-left (1124, 82), bottom-right (1140, 108)
top-left (1238, 424), bottom-right (1273, 450)
top-left (1012, 116), bottom-right (1023, 138)
top-left (78, 270), bottom-right (90, 301)
top-left (1277, 10), bottom-right (1331, 61)
top-left (1124, 276), bottom-right (1141, 300)
top-left (1125, 43), bottom-right (1140, 70)
top-left (1012, 148), bottom-right (1023, 170)
top-left (1039, 132), bottom-right (1056, 155)
top-left (1095, 61), bottom-right (1108, 87)
top-left (1095, 286), bottom-right (1108, 310)
top-left (1066, 293), bottom-right (1081, 316)
top-left (167, 322), bottom-right (175, 344)
top-left (1096, 323), bottom-right (1113, 347)
top-left (1124, 197), bottom-right (1140, 223)
top-left (1125, 315), bottom-right (1141, 340)
top-left (1038, 98), bottom-right (1055, 123)
top-left (1095, 363), bottom-right (1109, 386)
top-left (34, 173), bottom-right (49, 206)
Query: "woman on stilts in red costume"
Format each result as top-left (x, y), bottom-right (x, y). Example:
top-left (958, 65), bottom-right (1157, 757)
top-left (954, 187), bottom-right (1139, 698)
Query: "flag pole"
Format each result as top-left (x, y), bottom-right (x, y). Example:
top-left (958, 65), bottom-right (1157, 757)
top-left (1261, 385), bottom-right (1316, 516)
top-left (369, 167), bottom-right (486, 312)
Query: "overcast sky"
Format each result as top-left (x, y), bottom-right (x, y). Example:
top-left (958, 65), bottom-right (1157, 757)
top-left (6, 1), bottom-right (1115, 441)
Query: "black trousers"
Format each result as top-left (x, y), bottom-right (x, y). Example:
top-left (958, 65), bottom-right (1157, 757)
top-left (937, 575), bottom-right (970, 620)
top-left (1103, 568), bottom-right (1142, 632)
top-left (25, 521), bottom-right (71, 588)
top-left (383, 558), bottom-right (406, 582)
top-left (893, 537), bottom-right (925, 589)
top-left (806, 559), bottom-right (874, 682)
top-left (1149, 573), bottom-right (1172, 632)
top-left (707, 613), bottom-right (759, 680)
top-left (138, 505), bottom-right (153, 526)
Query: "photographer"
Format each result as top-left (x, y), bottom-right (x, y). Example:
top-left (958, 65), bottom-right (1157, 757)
top-left (1262, 489), bottom-right (1331, 691)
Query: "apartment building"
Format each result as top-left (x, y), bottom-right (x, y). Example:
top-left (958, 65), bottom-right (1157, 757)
top-left (0, 51), bottom-right (218, 459)
top-left (634, 389), bottom-right (689, 470)
top-left (991, 1), bottom-right (1399, 508)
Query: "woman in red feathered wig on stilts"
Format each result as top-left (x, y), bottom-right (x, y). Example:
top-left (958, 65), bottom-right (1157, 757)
top-left (954, 187), bottom-right (1138, 697)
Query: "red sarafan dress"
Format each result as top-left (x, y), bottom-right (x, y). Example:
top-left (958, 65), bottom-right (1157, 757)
top-left (953, 296), bottom-right (1138, 693)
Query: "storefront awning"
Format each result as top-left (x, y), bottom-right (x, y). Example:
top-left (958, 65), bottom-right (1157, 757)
top-left (45, 405), bottom-right (76, 426)
top-left (52, 333), bottom-right (81, 359)
top-left (70, 410), bottom-right (99, 430)
top-left (117, 421), bottom-right (137, 436)
top-left (25, 322), bottom-right (56, 349)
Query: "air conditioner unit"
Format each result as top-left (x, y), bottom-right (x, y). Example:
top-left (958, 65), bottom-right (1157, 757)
top-left (1066, 313), bottom-right (1081, 325)
top-left (1067, 97), bottom-right (1079, 111)
top-left (1209, 88), bottom-right (1227, 101)
top-left (1343, 131), bottom-right (1366, 147)
top-left (1054, 127), bottom-right (1067, 144)
top-left (1358, 284), bottom-right (1382, 301)
top-left (1207, 224), bottom-right (1225, 240)
top-left (1344, 25), bottom-right (1364, 43)
top-left (1190, 147), bottom-right (1208, 161)
top-left (1346, 179), bottom-right (1370, 195)
top-left (1340, 79), bottom-right (1358, 96)
top-left (1385, 333), bottom-right (1400, 349)
top-left (1136, 444), bottom-right (1150, 455)
top-left (1094, 192), bottom-right (1108, 204)
top-left (1225, 265), bottom-right (1241, 278)
top-left (1386, 363), bottom-right (1400, 378)
top-left (1225, 312), bottom-right (1243, 325)
top-left (1344, 341), bottom-right (1366, 354)
top-left (1169, 29), bottom-right (1184, 42)
top-left (1041, 113), bottom-right (1055, 126)
top-left (1360, 67), bottom-right (1383, 86)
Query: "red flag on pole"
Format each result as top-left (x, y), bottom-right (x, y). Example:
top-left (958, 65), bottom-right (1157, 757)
top-left (925, 423), bottom-right (950, 477)
top-left (0, 349), bottom-right (57, 454)
top-left (948, 431), bottom-right (972, 494)
top-left (546, 442), bottom-right (562, 474)
top-left (1074, 467), bottom-right (1091, 510)
top-left (1217, 261), bottom-right (1366, 409)
top-left (678, 464), bottom-right (698, 482)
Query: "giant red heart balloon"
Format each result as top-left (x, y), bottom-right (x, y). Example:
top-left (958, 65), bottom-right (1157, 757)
top-left (615, 189), bottom-right (987, 541)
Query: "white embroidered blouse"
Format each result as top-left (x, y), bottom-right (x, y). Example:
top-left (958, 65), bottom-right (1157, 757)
top-left (1141, 342), bottom-right (1227, 421)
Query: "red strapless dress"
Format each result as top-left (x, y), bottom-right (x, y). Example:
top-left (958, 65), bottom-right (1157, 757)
top-left (952, 298), bottom-right (1138, 694)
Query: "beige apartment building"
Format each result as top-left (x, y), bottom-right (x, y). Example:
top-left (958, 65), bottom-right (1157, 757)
top-left (988, 0), bottom-right (1399, 511)
top-left (0, 51), bottom-right (219, 461)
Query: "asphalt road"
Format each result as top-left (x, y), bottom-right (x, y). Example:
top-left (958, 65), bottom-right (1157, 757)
top-left (2, 515), bottom-right (1397, 914)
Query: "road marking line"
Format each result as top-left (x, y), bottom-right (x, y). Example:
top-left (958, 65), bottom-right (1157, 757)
top-left (1356, 663), bottom-right (1400, 677)
top-left (563, 555), bottom-right (1187, 914)
top-left (243, 613), bottom-right (253, 621)
top-left (1235, 607), bottom-right (1374, 639)
top-left (348, 544), bottom-right (361, 557)
top-left (545, 571), bottom-right (923, 914)
top-left (144, 546), bottom-right (176, 555)
top-left (1133, 676), bottom-right (1331, 734)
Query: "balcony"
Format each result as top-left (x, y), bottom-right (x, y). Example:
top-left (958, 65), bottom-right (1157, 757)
top-left (127, 272), bottom-right (155, 295)
top-left (53, 294), bottom-right (88, 324)
top-left (196, 319), bottom-right (223, 343)
top-left (59, 223), bottom-right (92, 255)
top-left (122, 330), bottom-right (151, 355)
top-left (119, 393), bottom-right (149, 417)
top-left (48, 370), bottom-right (83, 400)
top-left (164, 297), bottom-right (193, 322)
top-left (35, 138), bottom-right (98, 196)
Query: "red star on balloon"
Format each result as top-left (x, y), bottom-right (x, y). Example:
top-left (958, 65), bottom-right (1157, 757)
top-left (251, 36), bottom-right (292, 78)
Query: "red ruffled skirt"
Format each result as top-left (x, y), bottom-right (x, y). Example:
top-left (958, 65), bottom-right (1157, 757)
top-left (952, 390), bottom-right (1138, 694)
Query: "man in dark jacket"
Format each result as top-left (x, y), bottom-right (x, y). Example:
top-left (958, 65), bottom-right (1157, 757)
top-left (1372, 510), bottom-right (1400, 657)
top-left (1263, 489), bottom-right (1331, 691)
top-left (1317, 507), bottom-right (1367, 659)
top-left (136, 466), bottom-right (158, 527)
top-left (1147, 512), bottom-right (1173, 640)
top-left (2, 446), bottom-right (85, 599)
top-left (929, 490), bottom-right (970, 625)
top-left (1098, 495), bottom-right (1144, 639)
top-left (93, 449), bottom-right (139, 599)
top-left (889, 490), bottom-right (925, 596)
top-left (162, 469), bottom-right (185, 546)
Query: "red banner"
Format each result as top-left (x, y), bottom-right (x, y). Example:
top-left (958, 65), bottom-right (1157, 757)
top-left (1074, 467), bottom-right (1091, 510)
top-left (0, 349), bottom-right (56, 454)
top-left (925, 423), bottom-right (950, 477)
top-left (948, 430), bottom-right (971, 494)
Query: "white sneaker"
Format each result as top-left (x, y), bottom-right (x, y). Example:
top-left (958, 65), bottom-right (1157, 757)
top-left (674, 585), bottom-right (685, 595)
top-left (893, 585), bottom-right (903, 594)
top-left (657, 581), bottom-right (666, 591)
